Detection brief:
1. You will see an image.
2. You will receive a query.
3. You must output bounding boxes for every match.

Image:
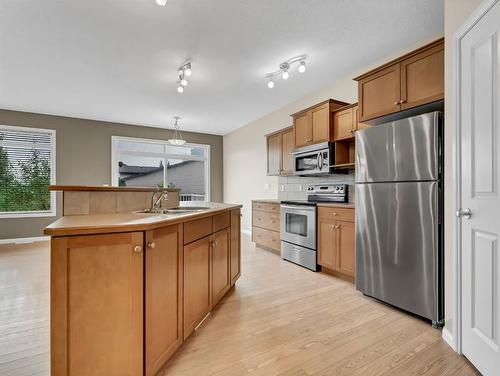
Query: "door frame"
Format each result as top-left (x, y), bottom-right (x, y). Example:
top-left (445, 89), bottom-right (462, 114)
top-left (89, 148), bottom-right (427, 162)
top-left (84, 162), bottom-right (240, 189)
top-left (451, 0), bottom-right (499, 354)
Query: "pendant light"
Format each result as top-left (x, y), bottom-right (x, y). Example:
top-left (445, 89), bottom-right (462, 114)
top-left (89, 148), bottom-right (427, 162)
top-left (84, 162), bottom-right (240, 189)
top-left (168, 116), bottom-right (186, 145)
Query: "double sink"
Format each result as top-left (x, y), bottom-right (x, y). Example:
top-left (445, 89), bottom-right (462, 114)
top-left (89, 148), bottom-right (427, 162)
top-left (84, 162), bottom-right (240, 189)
top-left (137, 206), bottom-right (212, 215)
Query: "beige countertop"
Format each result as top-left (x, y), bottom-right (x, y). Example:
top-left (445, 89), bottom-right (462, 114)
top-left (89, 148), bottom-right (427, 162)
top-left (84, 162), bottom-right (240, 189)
top-left (44, 202), bottom-right (242, 237)
top-left (317, 203), bottom-right (355, 209)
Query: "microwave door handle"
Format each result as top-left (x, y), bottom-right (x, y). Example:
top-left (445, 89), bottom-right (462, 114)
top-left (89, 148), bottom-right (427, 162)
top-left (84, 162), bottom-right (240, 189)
top-left (316, 152), bottom-right (321, 170)
top-left (318, 152), bottom-right (323, 171)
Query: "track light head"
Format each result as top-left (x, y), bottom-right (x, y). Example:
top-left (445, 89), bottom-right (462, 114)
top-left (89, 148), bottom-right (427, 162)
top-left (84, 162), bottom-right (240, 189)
top-left (298, 60), bottom-right (306, 73)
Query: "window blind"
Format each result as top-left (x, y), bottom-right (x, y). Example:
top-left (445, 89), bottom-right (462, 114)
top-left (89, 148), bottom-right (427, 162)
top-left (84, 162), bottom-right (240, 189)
top-left (0, 126), bottom-right (55, 215)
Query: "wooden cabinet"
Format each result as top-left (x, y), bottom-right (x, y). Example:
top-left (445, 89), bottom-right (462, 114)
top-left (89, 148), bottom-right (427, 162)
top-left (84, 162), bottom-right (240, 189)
top-left (292, 99), bottom-right (350, 148)
top-left (267, 132), bottom-right (282, 176)
top-left (356, 38), bottom-right (444, 122)
top-left (183, 235), bottom-right (212, 340)
top-left (294, 111), bottom-right (311, 148)
top-left (252, 201), bottom-right (281, 252)
top-left (230, 209), bottom-right (241, 285)
top-left (281, 127), bottom-right (295, 175)
top-left (317, 207), bottom-right (355, 281)
top-left (212, 227), bottom-right (231, 306)
top-left (51, 232), bottom-right (144, 376)
top-left (400, 43), bottom-right (444, 110)
top-left (266, 126), bottom-right (294, 176)
top-left (145, 225), bottom-right (183, 376)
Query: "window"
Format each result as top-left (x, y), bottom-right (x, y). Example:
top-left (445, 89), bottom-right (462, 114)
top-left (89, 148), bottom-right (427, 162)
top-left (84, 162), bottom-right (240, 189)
top-left (112, 136), bottom-right (210, 202)
top-left (0, 125), bottom-right (56, 218)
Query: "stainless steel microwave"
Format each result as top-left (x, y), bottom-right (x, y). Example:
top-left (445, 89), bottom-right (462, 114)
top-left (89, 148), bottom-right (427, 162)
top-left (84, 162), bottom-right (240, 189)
top-left (293, 142), bottom-right (333, 176)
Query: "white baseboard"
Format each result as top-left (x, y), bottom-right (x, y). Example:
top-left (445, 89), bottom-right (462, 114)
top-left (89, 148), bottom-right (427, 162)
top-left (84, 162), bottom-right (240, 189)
top-left (241, 229), bottom-right (251, 236)
top-left (442, 327), bottom-right (455, 351)
top-left (0, 236), bottom-right (50, 245)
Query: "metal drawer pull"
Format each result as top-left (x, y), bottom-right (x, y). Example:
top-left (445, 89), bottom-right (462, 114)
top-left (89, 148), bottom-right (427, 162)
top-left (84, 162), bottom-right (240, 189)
top-left (133, 245), bottom-right (142, 253)
top-left (147, 241), bottom-right (156, 249)
top-left (332, 212), bottom-right (337, 216)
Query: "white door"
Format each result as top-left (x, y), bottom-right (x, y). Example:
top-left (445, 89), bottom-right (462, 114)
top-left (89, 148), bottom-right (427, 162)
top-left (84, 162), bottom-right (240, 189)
top-left (460, 1), bottom-right (500, 375)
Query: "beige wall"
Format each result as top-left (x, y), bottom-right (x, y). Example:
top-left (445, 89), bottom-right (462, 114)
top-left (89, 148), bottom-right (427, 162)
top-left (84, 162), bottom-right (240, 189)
top-left (443, 0), bottom-right (482, 338)
top-left (223, 77), bottom-right (357, 233)
top-left (0, 109), bottom-right (223, 239)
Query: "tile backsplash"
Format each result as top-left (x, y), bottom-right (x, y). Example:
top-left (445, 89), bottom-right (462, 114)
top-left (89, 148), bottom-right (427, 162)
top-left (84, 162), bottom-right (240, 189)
top-left (278, 172), bottom-right (355, 203)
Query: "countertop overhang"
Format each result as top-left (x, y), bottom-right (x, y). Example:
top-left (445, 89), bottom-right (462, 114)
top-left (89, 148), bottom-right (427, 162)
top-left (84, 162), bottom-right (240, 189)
top-left (44, 203), bottom-right (242, 237)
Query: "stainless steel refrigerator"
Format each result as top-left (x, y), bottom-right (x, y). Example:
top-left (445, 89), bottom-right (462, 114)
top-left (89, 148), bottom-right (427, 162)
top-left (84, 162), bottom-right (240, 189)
top-left (355, 111), bottom-right (444, 327)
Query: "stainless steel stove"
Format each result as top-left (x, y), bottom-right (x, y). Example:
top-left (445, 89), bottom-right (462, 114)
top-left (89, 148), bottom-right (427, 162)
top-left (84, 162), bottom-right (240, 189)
top-left (280, 184), bottom-right (348, 271)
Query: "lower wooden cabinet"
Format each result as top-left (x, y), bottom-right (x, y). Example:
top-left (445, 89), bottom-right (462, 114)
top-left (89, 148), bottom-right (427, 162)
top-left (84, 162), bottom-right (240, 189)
top-left (51, 210), bottom-right (241, 376)
top-left (51, 232), bottom-right (144, 376)
top-left (145, 225), bottom-right (183, 376)
top-left (252, 201), bottom-right (281, 252)
top-left (183, 235), bottom-right (212, 340)
top-left (317, 206), bottom-right (355, 280)
top-left (230, 209), bottom-right (241, 285)
top-left (212, 227), bottom-right (231, 306)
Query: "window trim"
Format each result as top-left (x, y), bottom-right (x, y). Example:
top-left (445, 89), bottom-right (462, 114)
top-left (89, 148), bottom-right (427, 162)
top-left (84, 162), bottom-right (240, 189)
top-left (0, 124), bottom-right (56, 219)
top-left (111, 135), bottom-right (211, 201)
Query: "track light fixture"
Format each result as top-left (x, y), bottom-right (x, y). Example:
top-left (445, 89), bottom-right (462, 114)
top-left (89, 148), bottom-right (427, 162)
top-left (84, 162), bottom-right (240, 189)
top-left (176, 60), bottom-right (192, 94)
top-left (265, 55), bottom-right (307, 88)
top-left (155, 0), bottom-right (167, 6)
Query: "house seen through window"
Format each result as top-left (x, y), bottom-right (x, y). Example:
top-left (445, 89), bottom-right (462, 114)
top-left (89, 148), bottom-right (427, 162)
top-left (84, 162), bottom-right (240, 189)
top-left (112, 136), bottom-right (210, 202)
top-left (0, 125), bottom-right (56, 217)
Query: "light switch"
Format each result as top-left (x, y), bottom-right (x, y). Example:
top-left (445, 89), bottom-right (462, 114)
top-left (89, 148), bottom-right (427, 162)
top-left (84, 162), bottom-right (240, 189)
top-left (264, 183), bottom-right (270, 191)
top-left (281, 185), bottom-right (285, 192)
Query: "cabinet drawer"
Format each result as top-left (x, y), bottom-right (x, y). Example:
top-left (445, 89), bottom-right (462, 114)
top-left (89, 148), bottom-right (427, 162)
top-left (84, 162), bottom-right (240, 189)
top-left (318, 207), bottom-right (354, 221)
top-left (184, 216), bottom-right (213, 245)
top-left (252, 210), bottom-right (280, 232)
top-left (252, 202), bottom-right (280, 214)
top-left (252, 227), bottom-right (280, 251)
top-left (213, 212), bottom-right (230, 233)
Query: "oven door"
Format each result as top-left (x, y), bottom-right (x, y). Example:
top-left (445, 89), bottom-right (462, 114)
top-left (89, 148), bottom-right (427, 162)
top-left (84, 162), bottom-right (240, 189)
top-left (280, 205), bottom-right (316, 250)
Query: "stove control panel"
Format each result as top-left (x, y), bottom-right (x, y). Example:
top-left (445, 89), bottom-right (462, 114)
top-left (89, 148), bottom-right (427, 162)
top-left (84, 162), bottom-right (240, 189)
top-left (306, 184), bottom-right (348, 203)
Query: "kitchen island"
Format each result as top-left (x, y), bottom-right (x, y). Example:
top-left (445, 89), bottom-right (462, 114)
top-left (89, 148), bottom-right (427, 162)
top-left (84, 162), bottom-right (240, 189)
top-left (45, 186), bottom-right (242, 376)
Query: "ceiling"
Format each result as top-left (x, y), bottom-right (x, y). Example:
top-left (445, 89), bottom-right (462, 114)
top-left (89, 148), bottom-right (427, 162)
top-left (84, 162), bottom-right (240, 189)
top-left (0, 0), bottom-right (444, 135)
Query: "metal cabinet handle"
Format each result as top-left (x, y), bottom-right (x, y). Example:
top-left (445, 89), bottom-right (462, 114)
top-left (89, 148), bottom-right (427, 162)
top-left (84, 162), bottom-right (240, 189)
top-left (147, 241), bottom-right (156, 249)
top-left (335, 225), bottom-right (340, 229)
top-left (332, 212), bottom-right (337, 216)
top-left (394, 101), bottom-right (399, 105)
top-left (133, 245), bottom-right (142, 253)
top-left (456, 208), bottom-right (472, 220)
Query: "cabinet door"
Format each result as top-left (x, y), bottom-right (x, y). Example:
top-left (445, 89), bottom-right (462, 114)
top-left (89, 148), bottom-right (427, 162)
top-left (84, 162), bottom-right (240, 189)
top-left (183, 235), bottom-right (212, 340)
top-left (294, 111), bottom-right (311, 148)
top-left (353, 105), bottom-right (371, 131)
top-left (212, 228), bottom-right (231, 306)
top-left (230, 209), bottom-right (241, 285)
top-left (311, 103), bottom-right (330, 143)
top-left (358, 64), bottom-right (401, 121)
top-left (335, 220), bottom-right (356, 278)
top-left (400, 43), bottom-right (444, 110)
top-left (145, 225), bottom-right (183, 376)
top-left (51, 233), bottom-right (143, 376)
top-left (333, 107), bottom-right (354, 140)
top-left (267, 132), bottom-right (282, 176)
top-left (281, 128), bottom-right (295, 175)
top-left (318, 219), bottom-right (336, 270)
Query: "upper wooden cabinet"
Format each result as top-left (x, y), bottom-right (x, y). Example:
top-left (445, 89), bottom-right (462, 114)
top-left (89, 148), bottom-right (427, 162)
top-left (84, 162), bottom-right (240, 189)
top-left (266, 126), bottom-right (294, 176)
top-left (333, 103), bottom-right (371, 141)
top-left (355, 38), bottom-right (444, 122)
top-left (145, 225), bottom-right (183, 376)
top-left (281, 127), bottom-right (295, 175)
top-left (291, 99), bottom-right (350, 148)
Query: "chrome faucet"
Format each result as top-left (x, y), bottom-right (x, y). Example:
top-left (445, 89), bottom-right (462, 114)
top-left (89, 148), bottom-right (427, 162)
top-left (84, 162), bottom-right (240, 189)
top-left (150, 190), bottom-right (168, 212)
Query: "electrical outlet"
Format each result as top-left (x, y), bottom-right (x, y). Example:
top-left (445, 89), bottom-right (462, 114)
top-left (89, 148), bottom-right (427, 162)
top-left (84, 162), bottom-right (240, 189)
top-left (281, 185), bottom-right (285, 192)
top-left (264, 183), bottom-right (270, 191)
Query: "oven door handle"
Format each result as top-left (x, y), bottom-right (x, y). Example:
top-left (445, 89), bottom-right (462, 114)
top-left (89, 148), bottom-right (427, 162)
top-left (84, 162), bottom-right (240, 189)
top-left (280, 205), bottom-right (316, 211)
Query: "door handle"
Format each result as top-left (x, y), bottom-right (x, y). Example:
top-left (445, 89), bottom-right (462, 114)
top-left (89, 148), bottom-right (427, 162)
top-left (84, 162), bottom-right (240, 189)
top-left (456, 208), bottom-right (472, 220)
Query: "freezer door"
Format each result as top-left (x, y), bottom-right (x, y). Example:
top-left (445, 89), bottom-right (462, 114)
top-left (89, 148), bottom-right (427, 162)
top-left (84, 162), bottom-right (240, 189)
top-left (356, 112), bottom-right (441, 183)
top-left (355, 181), bottom-right (440, 321)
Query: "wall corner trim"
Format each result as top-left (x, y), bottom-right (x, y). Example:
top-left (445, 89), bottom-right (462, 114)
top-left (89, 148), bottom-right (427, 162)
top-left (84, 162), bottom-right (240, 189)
top-left (442, 327), bottom-right (455, 352)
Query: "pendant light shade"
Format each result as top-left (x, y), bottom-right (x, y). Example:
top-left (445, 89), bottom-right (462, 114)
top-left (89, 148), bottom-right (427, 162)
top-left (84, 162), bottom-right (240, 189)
top-left (168, 116), bottom-right (186, 145)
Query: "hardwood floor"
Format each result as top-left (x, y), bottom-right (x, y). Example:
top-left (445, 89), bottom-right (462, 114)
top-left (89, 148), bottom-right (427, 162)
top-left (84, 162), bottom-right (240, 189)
top-left (0, 235), bottom-right (478, 376)
top-left (159, 234), bottom-right (478, 376)
top-left (0, 240), bottom-right (50, 376)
